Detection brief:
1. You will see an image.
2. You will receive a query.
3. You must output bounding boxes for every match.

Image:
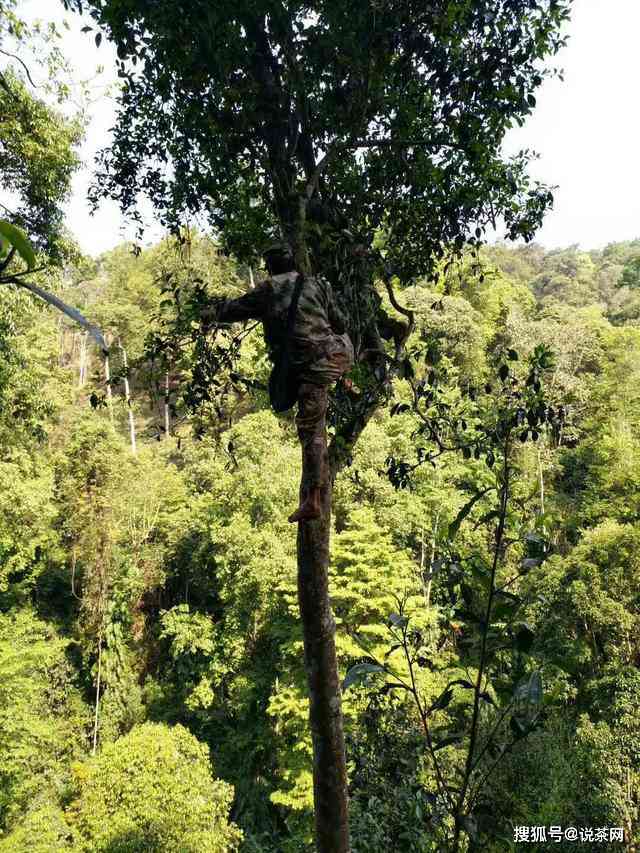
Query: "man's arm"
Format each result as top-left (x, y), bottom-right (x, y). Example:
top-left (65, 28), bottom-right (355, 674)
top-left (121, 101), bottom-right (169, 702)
top-left (202, 281), bottom-right (270, 328)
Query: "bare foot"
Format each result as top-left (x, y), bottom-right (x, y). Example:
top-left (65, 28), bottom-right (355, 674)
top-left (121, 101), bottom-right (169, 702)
top-left (288, 503), bottom-right (321, 523)
top-left (288, 488), bottom-right (322, 523)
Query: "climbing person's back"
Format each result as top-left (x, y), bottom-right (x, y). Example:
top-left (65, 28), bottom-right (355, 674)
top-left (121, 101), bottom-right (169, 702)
top-left (262, 272), bottom-right (347, 369)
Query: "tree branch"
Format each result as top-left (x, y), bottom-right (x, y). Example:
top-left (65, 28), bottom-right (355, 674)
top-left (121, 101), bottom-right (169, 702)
top-left (306, 136), bottom-right (465, 197)
top-left (0, 48), bottom-right (40, 89)
top-left (0, 246), bottom-right (16, 275)
top-left (0, 275), bottom-right (108, 352)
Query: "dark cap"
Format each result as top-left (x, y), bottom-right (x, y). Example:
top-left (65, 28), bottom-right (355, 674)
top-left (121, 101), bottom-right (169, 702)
top-left (264, 243), bottom-right (295, 275)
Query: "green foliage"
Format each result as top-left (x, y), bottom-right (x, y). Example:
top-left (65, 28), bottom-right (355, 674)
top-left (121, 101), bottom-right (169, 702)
top-left (68, 0), bottom-right (567, 271)
top-left (0, 68), bottom-right (82, 261)
top-left (4, 234), bottom-right (640, 850)
top-left (332, 507), bottom-right (420, 649)
top-left (0, 804), bottom-right (74, 853)
top-left (67, 722), bottom-right (242, 852)
top-left (0, 220), bottom-right (35, 270)
top-left (0, 610), bottom-right (89, 833)
top-left (349, 695), bottom-right (438, 853)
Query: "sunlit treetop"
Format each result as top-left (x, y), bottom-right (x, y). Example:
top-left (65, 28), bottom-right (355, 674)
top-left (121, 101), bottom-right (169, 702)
top-left (65, 0), bottom-right (571, 283)
top-left (1, 0), bottom-right (83, 261)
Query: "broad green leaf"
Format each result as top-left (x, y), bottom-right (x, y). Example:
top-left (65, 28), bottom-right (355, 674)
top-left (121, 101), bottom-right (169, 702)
top-left (0, 220), bottom-right (36, 270)
top-left (429, 687), bottom-right (455, 713)
top-left (433, 732), bottom-right (465, 751)
top-left (448, 488), bottom-right (494, 539)
top-left (342, 662), bottom-right (385, 692)
top-left (388, 612), bottom-right (409, 629)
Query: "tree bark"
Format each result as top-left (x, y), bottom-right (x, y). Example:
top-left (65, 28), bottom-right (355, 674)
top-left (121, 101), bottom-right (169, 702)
top-left (92, 632), bottom-right (103, 756)
top-left (164, 371), bottom-right (171, 440)
top-left (78, 330), bottom-right (88, 388)
top-left (119, 342), bottom-right (137, 454)
top-left (297, 474), bottom-right (350, 853)
top-left (104, 351), bottom-right (114, 423)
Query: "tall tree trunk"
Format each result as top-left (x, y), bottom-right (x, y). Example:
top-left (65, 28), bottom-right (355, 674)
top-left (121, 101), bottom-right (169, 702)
top-left (297, 475), bottom-right (350, 853)
top-left (425, 512), bottom-right (440, 609)
top-left (104, 351), bottom-right (114, 424)
top-left (92, 632), bottom-right (103, 756)
top-left (289, 202), bottom-right (349, 852)
top-left (78, 330), bottom-right (88, 388)
top-left (295, 291), bottom-right (409, 852)
top-left (119, 342), bottom-right (137, 454)
top-left (164, 371), bottom-right (171, 440)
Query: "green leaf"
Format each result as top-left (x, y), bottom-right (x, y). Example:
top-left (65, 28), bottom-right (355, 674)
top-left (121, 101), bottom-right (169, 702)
top-left (474, 508), bottom-right (501, 529)
top-left (433, 732), bottom-right (465, 751)
top-left (448, 488), bottom-right (494, 539)
top-left (402, 358), bottom-right (415, 379)
top-left (342, 662), bottom-right (385, 691)
top-left (449, 679), bottom-right (475, 691)
top-left (388, 612), bottom-right (409, 629)
top-left (429, 687), bottom-right (455, 713)
top-left (0, 220), bottom-right (36, 270)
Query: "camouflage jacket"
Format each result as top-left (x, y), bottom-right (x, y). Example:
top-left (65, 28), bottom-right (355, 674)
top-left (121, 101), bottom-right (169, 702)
top-left (209, 272), bottom-right (348, 367)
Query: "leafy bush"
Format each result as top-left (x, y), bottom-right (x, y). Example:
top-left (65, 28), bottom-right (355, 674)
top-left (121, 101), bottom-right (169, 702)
top-left (67, 723), bottom-right (242, 852)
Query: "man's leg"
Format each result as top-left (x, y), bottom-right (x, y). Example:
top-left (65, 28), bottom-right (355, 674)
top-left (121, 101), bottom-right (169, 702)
top-left (289, 382), bottom-right (328, 523)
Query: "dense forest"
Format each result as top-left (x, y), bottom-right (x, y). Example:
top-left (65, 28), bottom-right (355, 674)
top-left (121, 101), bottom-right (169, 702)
top-left (1, 235), bottom-right (640, 851)
top-left (3, 0), bottom-right (639, 850)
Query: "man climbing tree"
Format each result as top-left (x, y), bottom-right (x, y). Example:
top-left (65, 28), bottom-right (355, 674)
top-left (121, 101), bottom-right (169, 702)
top-left (204, 243), bottom-right (354, 523)
top-left (64, 1), bottom-right (572, 849)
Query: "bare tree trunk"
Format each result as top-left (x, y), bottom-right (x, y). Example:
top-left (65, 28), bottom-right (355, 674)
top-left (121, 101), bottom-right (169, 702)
top-left (119, 342), bottom-right (137, 454)
top-left (249, 265), bottom-right (255, 288)
top-left (78, 330), bottom-right (88, 388)
top-left (164, 371), bottom-right (171, 440)
top-left (92, 633), bottom-right (103, 756)
top-left (419, 526), bottom-right (428, 604)
top-left (57, 316), bottom-right (65, 366)
top-left (104, 352), bottom-right (114, 423)
top-left (425, 512), bottom-right (440, 609)
top-left (297, 474), bottom-right (350, 853)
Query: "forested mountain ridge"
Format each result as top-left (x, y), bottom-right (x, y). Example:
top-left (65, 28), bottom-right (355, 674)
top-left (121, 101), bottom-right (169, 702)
top-left (1, 236), bottom-right (639, 851)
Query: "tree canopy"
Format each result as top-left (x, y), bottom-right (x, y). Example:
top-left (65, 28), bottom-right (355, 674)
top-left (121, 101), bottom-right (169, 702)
top-left (0, 1), bottom-right (83, 260)
top-left (1, 234), bottom-right (640, 850)
top-left (66, 0), bottom-right (568, 282)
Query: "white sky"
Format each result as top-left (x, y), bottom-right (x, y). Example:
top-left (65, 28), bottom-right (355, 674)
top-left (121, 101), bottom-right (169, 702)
top-left (16, 0), bottom-right (640, 256)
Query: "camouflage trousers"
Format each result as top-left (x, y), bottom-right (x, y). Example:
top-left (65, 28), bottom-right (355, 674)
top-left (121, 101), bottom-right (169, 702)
top-left (295, 333), bottom-right (354, 490)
